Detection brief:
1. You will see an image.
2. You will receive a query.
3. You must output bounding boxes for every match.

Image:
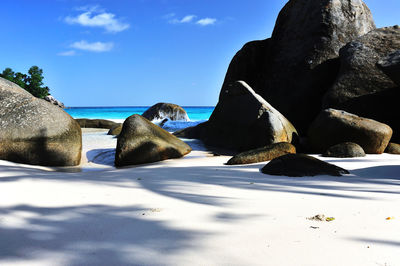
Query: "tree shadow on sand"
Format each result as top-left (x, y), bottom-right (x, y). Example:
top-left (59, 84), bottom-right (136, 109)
top-left (0, 204), bottom-right (208, 265)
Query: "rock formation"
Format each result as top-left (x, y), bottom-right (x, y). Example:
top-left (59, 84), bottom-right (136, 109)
top-left (75, 119), bottom-right (121, 129)
top-left (308, 109), bottom-right (392, 154)
top-left (142, 103), bottom-right (189, 122)
top-left (115, 115), bottom-right (192, 166)
top-left (0, 77), bottom-right (82, 166)
top-left (194, 81), bottom-right (298, 152)
top-left (226, 142), bottom-right (296, 165)
top-left (323, 26), bottom-right (400, 107)
top-left (44, 95), bottom-right (65, 108)
top-left (377, 49), bottom-right (400, 86)
top-left (261, 154), bottom-right (349, 177)
top-left (322, 142), bottom-right (366, 158)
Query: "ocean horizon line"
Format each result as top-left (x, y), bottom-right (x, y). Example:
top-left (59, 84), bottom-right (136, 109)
top-left (66, 105), bottom-right (216, 109)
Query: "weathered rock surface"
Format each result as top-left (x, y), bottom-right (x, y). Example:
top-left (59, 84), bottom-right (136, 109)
top-left (142, 103), bottom-right (189, 122)
top-left (377, 48), bottom-right (400, 86)
top-left (308, 109), bottom-right (392, 154)
top-left (76, 119), bottom-right (120, 129)
top-left (322, 142), bottom-right (366, 158)
top-left (115, 115), bottom-right (192, 166)
top-left (108, 124), bottom-right (123, 136)
top-left (213, 0), bottom-right (375, 135)
top-left (219, 39), bottom-right (271, 97)
top-left (44, 95), bottom-right (65, 108)
top-left (261, 154), bottom-right (349, 177)
top-left (193, 81), bottom-right (298, 152)
top-left (323, 26), bottom-right (400, 108)
top-left (226, 142), bottom-right (296, 165)
top-left (385, 143), bottom-right (400, 154)
top-left (0, 77), bottom-right (82, 166)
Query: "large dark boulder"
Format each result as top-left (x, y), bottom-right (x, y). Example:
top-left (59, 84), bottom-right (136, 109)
top-left (213, 0), bottom-right (375, 135)
top-left (262, 0), bottom-right (375, 132)
top-left (75, 118), bottom-right (120, 129)
top-left (115, 115), bottom-right (192, 166)
top-left (308, 109), bottom-right (392, 154)
top-left (261, 154), bottom-right (349, 177)
top-left (226, 142), bottom-right (296, 165)
top-left (322, 142), bottom-right (366, 158)
top-left (142, 103), bottom-right (189, 122)
top-left (377, 49), bottom-right (400, 86)
top-left (194, 81), bottom-right (298, 152)
top-left (323, 26), bottom-right (400, 108)
top-left (0, 77), bottom-right (82, 166)
top-left (219, 39), bottom-right (271, 99)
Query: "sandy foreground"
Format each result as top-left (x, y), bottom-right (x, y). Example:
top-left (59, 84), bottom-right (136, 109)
top-left (0, 130), bottom-right (399, 266)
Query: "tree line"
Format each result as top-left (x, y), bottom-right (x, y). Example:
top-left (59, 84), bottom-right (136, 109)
top-left (0, 66), bottom-right (50, 99)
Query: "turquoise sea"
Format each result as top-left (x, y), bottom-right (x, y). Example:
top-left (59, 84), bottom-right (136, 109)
top-left (65, 106), bottom-right (214, 131)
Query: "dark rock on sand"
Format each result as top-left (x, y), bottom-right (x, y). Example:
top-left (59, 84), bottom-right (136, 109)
top-left (323, 142), bottom-right (366, 158)
top-left (76, 118), bottom-right (120, 129)
top-left (323, 26), bottom-right (400, 108)
top-left (261, 154), bottom-right (349, 177)
top-left (115, 115), bottom-right (192, 166)
top-left (377, 49), bottom-right (400, 86)
top-left (0, 77), bottom-right (82, 166)
top-left (142, 103), bottom-right (189, 122)
top-left (107, 124), bottom-right (123, 136)
top-left (308, 109), bottom-right (392, 154)
top-left (195, 81), bottom-right (298, 152)
top-left (226, 142), bottom-right (296, 165)
top-left (385, 143), bottom-right (400, 154)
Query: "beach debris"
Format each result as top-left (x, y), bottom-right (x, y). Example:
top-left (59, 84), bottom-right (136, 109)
top-left (307, 214), bottom-right (335, 222)
top-left (386, 216), bottom-right (395, 220)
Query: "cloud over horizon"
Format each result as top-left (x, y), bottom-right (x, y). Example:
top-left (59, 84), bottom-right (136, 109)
top-left (70, 40), bottom-right (114, 52)
top-left (65, 6), bottom-right (129, 33)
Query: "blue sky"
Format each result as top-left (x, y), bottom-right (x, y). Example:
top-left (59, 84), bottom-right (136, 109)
top-left (0, 0), bottom-right (399, 107)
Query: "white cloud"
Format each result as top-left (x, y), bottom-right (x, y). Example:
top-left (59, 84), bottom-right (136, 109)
top-left (70, 40), bottom-right (114, 52)
top-left (58, 50), bottom-right (76, 56)
top-left (196, 18), bottom-right (217, 26)
top-left (169, 14), bottom-right (197, 24)
top-left (180, 15), bottom-right (197, 23)
top-left (65, 7), bottom-right (129, 33)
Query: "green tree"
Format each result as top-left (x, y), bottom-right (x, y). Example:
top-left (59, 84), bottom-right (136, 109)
top-left (0, 66), bottom-right (50, 98)
top-left (1, 68), bottom-right (15, 81)
top-left (26, 66), bottom-right (49, 98)
top-left (13, 72), bottom-right (28, 89)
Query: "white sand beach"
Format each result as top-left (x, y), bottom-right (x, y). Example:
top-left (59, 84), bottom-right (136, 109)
top-left (0, 131), bottom-right (399, 266)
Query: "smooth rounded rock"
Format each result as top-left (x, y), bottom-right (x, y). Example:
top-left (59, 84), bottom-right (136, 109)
top-left (115, 115), bottom-right (192, 166)
top-left (323, 142), bottom-right (366, 158)
top-left (142, 103), bottom-right (189, 122)
top-left (308, 109), bottom-right (392, 154)
top-left (261, 154), bottom-right (349, 177)
top-left (226, 142), bottom-right (296, 165)
top-left (195, 81), bottom-right (298, 152)
top-left (75, 119), bottom-right (120, 129)
top-left (0, 77), bottom-right (82, 166)
top-left (385, 143), bottom-right (400, 154)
